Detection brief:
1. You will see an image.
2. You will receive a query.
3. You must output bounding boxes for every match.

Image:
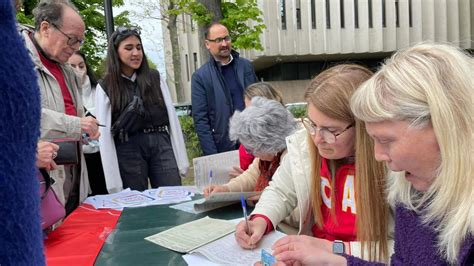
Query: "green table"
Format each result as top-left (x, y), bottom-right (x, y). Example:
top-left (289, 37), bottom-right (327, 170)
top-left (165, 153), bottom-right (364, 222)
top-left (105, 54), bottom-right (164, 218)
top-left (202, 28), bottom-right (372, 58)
top-left (94, 200), bottom-right (245, 265)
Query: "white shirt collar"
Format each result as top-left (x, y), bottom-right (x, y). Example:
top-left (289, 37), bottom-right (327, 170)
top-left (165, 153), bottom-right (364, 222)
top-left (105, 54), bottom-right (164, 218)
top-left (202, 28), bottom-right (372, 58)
top-left (220, 54), bottom-right (234, 66)
top-left (121, 72), bottom-right (137, 82)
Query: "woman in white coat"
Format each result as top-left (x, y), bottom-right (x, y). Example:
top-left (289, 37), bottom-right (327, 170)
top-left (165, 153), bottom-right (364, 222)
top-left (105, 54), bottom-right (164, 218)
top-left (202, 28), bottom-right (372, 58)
top-left (96, 27), bottom-right (188, 193)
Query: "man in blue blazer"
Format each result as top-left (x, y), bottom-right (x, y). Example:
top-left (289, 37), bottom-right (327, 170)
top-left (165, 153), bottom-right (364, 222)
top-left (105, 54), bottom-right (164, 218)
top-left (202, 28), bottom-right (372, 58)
top-left (192, 23), bottom-right (258, 155)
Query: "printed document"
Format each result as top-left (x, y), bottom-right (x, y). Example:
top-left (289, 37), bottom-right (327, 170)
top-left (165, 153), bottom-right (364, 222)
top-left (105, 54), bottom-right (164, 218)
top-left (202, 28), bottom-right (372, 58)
top-left (193, 150), bottom-right (239, 192)
top-left (185, 228), bottom-right (287, 265)
top-left (144, 216), bottom-right (235, 253)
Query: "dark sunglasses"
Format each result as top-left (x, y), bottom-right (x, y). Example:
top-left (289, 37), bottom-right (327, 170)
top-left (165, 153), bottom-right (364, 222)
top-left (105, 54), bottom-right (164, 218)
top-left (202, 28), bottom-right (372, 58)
top-left (116, 26), bottom-right (141, 35)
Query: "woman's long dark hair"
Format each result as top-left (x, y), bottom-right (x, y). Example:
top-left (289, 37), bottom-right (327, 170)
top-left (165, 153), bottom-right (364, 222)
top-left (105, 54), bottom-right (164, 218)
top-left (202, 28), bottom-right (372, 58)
top-left (73, 51), bottom-right (97, 88)
top-left (103, 28), bottom-right (163, 113)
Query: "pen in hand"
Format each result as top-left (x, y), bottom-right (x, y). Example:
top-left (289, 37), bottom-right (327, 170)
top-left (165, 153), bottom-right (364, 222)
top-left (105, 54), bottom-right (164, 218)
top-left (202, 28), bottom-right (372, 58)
top-left (240, 195), bottom-right (250, 235)
top-left (208, 170), bottom-right (213, 190)
top-left (96, 123), bottom-right (106, 127)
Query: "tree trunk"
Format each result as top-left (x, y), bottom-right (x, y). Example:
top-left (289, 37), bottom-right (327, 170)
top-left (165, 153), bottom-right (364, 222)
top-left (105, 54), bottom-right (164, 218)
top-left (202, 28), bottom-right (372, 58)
top-left (197, 0), bottom-right (223, 66)
top-left (167, 1), bottom-right (185, 102)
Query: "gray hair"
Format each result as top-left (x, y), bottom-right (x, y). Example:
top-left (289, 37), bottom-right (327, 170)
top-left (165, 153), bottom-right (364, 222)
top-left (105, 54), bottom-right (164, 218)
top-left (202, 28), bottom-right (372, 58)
top-left (229, 96), bottom-right (298, 155)
top-left (33, 0), bottom-right (78, 31)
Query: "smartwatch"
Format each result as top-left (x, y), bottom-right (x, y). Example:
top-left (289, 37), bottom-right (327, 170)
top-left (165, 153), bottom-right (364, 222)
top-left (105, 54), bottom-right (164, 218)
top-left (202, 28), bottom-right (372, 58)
top-left (332, 240), bottom-right (345, 255)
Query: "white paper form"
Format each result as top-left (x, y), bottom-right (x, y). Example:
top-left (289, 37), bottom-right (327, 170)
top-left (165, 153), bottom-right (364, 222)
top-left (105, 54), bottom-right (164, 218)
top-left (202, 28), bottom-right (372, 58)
top-left (190, 229), bottom-right (286, 265)
top-left (84, 187), bottom-right (197, 210)
top-left (193, 150), bottom-right (239, 192)
top-left (144, 216), bottom-right (236, 253)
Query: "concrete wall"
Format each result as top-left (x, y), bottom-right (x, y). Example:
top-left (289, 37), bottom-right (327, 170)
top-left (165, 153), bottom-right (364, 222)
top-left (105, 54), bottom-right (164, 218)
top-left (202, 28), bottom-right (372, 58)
top-left (166, 0), bottom-right (473, 103)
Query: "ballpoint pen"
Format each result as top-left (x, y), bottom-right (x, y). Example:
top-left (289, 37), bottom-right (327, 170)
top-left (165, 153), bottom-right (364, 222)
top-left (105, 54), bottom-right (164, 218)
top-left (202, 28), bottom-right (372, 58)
top-left (240, 195), bottom-right (250, 235)
top-left (208, 170), bottom-right (213, 190)
top-left (96, 123), bottom-right (106, 127)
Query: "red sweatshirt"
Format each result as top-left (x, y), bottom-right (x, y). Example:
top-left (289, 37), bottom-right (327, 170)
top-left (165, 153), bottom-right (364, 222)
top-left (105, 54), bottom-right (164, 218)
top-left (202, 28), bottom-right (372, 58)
top-left (254, 158), bottom-right (357, 242)
top-left (312, 158), bottom-right (357, 242)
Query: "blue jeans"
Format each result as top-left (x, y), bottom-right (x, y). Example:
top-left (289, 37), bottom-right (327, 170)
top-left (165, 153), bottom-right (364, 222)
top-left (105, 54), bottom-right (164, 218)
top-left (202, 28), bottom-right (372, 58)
top-left (115, 131), bottom-right (181, 191)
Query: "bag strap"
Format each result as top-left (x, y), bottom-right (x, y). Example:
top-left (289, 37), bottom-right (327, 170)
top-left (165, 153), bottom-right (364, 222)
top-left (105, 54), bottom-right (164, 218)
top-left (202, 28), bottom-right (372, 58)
top-left (39, 168), bottom-right (53, 200)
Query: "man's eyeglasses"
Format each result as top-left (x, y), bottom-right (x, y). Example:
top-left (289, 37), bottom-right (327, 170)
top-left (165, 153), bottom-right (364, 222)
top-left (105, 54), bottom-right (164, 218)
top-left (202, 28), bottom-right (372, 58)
top-left (116, 26), bottom-right (141, 35)
top-left (207, 35), bottom-right (231, 44)
top-left (301, 117), bottom-right (353, 144)
top-left (51, 23), bottom-right (84, 47)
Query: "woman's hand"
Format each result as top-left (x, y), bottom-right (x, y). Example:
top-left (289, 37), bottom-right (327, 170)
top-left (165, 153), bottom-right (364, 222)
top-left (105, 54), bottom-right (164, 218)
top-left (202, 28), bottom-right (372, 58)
top-left (235, 217), bottom-right (267, 249)
top-left (271, 235), bottom-right (347, 266)
top-left (36, 141), bottom-right (59, 170)
top-left (203, 185), bottom-right (230, 198)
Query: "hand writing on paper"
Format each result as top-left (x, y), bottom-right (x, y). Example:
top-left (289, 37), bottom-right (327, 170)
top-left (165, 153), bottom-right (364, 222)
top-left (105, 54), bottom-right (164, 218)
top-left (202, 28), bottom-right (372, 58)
top-left (271, 235), bottom-right (346, 266)
top-left (235, 216), bottom-right (267, 249)
top-left (229, 165), bottom-right (244, 178)
top-left (36, 141), bottom-right (59, 170)
top-left (203, 185), bottom-right (230, 198)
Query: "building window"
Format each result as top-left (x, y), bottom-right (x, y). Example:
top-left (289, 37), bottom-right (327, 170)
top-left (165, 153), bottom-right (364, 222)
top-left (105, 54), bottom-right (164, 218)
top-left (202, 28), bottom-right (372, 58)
top-left (185, 54), bottom-right (190, 81)
top-left (340, 0), bottom-right (345, 28)
top-left (296, 0), bottom-right (302, 29)
top-left (409, 0), bottom-right (412, 27)
top-left (368, 0), bottom-right (373, 28)
top-left (326, 0), bottom-right (331, 29)
top-left (193, 52), bottom-right (198, 72)
top-left (354, 0), bottom-right (359, 28)
top-left (280, 0), bottom-right (287, 30)
top-left (395, 0), bottom-right (399, 27)
top-left (190, 15), bottom-right (195, 31)
top-left (382, 0), bottom-right (386, 28)
top-left (311, 0), bottom-right (316, 29)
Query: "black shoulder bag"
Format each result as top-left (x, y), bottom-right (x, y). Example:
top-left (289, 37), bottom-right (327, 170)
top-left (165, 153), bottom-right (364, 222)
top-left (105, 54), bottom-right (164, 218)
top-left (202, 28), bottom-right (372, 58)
top-left (100, 80), bottom-right (145, 142)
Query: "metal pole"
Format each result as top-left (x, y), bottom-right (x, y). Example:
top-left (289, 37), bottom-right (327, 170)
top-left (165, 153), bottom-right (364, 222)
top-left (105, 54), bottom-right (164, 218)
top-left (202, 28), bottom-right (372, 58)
top-left (104, 0), bottom-right (114, 42)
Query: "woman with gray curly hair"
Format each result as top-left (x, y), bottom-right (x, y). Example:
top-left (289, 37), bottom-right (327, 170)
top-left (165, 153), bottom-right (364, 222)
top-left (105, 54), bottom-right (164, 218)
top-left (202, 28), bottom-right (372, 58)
top-left (204, 96), bottom-right (298, 198)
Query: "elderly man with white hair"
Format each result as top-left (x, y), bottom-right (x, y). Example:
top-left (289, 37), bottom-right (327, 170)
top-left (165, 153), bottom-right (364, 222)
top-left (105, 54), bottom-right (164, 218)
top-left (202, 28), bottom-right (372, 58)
top-left (19, 0), bottom-right (100, 215)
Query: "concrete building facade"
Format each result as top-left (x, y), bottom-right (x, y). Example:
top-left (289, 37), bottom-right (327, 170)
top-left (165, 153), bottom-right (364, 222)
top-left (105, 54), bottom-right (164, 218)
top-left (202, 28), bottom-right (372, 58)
top-left (165, 0), bottom-right (473, 104)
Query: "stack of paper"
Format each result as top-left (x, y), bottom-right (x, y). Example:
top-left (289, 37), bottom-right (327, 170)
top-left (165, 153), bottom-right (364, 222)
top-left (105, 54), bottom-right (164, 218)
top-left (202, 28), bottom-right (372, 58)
top-left (169, 191), bottom-right (261, 214)
top-left (84, 186), bottom-right (196, 210)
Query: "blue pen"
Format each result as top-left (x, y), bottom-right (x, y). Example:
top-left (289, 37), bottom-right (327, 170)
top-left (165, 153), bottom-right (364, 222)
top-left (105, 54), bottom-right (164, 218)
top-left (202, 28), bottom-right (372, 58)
top-left (209, 170), bottom-right (213, 188)
top-left (240, 195), bottom-right (250, 234)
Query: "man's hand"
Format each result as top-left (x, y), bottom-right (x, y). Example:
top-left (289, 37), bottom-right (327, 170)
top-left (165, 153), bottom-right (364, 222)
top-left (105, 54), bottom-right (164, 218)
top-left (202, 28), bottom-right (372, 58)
top-left (36, 141), bottom-right (59, 170)
top-left (80, 116), bottom-right (100, 140)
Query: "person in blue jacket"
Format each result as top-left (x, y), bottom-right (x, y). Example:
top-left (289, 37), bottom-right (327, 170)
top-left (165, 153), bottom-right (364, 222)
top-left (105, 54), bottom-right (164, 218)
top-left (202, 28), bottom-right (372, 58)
top-left (191, 22), bottom-right (258, 155)
top-left (0, 0), bottom-right (44, 264)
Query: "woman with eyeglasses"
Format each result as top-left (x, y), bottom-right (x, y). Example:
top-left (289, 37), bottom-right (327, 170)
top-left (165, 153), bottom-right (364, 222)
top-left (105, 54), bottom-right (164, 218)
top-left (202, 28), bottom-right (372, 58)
top-left (271, 44), bottom-right (473, 266)
top-left (95, 27), bottom-right (188, 192)
top-left (235, 64), bottom-right (391, 263)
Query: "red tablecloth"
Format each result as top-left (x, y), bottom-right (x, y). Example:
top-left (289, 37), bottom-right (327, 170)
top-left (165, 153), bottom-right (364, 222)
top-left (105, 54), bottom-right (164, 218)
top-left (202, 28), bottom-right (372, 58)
top-left (44, 204), bottom-right (121, 266)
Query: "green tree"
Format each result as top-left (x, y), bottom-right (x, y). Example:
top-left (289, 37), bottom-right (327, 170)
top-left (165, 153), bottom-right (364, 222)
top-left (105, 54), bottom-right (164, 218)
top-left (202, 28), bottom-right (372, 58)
top-left (16, 0), bottom-right (131, 72)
